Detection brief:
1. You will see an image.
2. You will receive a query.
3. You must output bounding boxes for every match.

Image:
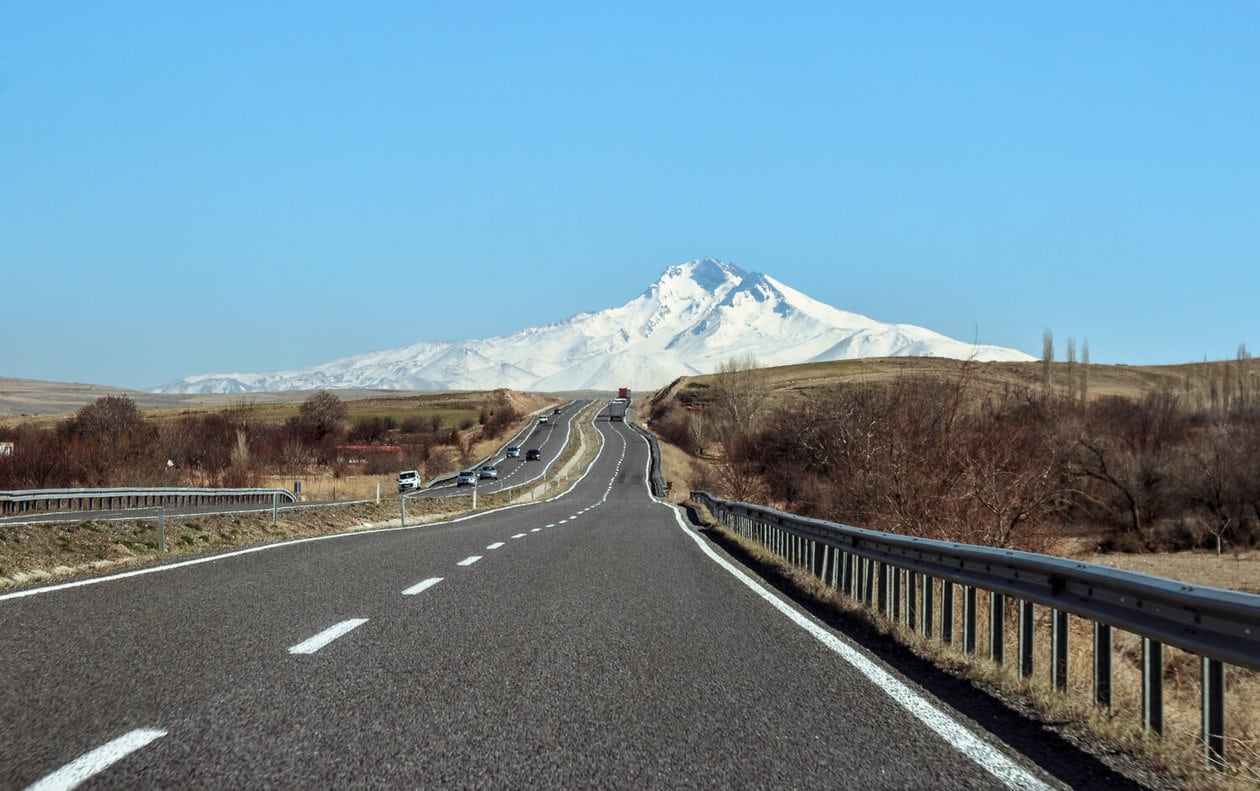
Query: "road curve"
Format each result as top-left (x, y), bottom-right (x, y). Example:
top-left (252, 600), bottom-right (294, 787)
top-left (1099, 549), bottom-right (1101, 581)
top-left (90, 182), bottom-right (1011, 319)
top-left (1, 415), bottom-right (1072, 788)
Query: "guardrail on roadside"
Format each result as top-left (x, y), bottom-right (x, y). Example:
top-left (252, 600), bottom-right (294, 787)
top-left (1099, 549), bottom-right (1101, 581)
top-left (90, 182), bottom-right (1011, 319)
top-left (692, 490), bottom-right (1260, 768)
top-left (627, 416), bottom-right (667, 499)
top-left (1, 487), bottom-right (298, 516)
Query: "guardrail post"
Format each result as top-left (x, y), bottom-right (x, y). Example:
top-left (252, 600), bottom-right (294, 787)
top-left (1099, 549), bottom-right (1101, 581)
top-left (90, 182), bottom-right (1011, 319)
top-left (863, 558), bottom-right (875, 607)
top-left (990, 592), bottom-right (1005, 665)
top-left (400, 496), bottom-right (406, 527)
top-left (1094, 622), bottom-right (1113, 712)
top-left (1052, 609), bottom-right (1069, 693)
top-left (891, 567), bottom-right (902, 623)
top-left (842, 552), bottom-right (854, 598)
top-left (157, 507), bottom-right (166, 554)
top-left (1019, 600), bottom-right (1034, 679)
top-left (906, 572), bottom-right (917, 632)
top-left (1202, 658), bottom-right (1226, 765)
top-left (941, 581), bottom-right (954, 646)
top-left (272, 493), bottom-right (278, 525)
top-left (876, 562), bottom-right (889, 616)
top-left (1142, 638), bottom-right (1164, 735)
top-left (963, 586), bottom-right (977, 654)
top-left (922, 575), bottom-right (934, 638)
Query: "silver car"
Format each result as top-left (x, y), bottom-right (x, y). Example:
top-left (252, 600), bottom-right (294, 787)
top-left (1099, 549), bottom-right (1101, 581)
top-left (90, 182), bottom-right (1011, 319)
top-left (479, 464), bottom-right (499, 480)
top-left (456, 470), bottom-right (477, 486)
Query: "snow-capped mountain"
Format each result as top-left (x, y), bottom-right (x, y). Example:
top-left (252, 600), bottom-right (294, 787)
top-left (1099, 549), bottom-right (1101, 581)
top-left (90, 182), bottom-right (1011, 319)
top-left (154, 259), bottom-right (1034, 394)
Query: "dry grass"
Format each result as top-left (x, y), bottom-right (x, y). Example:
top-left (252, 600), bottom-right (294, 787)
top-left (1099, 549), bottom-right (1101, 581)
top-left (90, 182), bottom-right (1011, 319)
top-left (1074, 551), bottom-right (1260, 596)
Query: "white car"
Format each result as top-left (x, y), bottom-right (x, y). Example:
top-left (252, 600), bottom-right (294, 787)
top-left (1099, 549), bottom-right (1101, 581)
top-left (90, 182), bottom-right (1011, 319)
top-left (539, 415), bottom-right (549, 424)
top-left (397, 470), bottom-right (420, 492)
top-left (505, 447), bottom-right (521, 458)
top-left (456, 470), bottom-right (477, 487)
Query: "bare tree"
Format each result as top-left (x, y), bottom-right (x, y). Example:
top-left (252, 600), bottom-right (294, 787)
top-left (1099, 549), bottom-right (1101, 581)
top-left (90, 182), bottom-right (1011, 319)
top-left (710, 354), bottom-right (772, 433)
top-left (1066, 337), bottom-right (1077, 402)
top-left (1042, 329), bottom-right (1054, 392)
top-left (1081, 338), bottom-right (1090, 403)
top-left (299, 390), bottom-right (349, 441)
top-left (1238, 343), bottom-right (1251, 409)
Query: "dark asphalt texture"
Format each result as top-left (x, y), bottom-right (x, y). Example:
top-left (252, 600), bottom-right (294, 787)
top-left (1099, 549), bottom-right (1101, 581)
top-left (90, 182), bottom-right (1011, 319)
top-left (0, 418), bottom-right (1067, 789)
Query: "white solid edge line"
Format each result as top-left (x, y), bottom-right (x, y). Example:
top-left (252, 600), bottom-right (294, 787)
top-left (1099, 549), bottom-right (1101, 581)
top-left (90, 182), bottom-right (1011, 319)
top-left (402, 577), bottom-right (443, 596)
top-left (457, 555), bottom-right (481, 566)
top-left (661, 506), bottom-right (1051, 790)
top-left (288, 618), bottom-right (368, 655)
top-left (26, 728), bottom-right (167, 791)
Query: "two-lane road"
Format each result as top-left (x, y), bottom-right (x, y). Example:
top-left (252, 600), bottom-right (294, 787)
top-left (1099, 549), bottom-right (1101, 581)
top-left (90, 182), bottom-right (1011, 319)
top-left (1, 416), bottom-right (1062, 788)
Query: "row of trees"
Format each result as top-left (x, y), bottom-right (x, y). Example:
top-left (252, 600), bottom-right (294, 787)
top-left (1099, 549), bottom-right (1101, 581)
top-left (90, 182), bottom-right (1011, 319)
top-left (0, 391), bottom-right (523, 489)
top-left (656, 361), bottom-right (1260, 553)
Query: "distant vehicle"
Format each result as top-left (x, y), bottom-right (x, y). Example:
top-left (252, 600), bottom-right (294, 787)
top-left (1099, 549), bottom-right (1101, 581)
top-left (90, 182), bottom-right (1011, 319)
top-left (608, 400), bottom-right (627, 422)
top-left (539, 415), bottom-right (549, 424)
top-left (397, 470), bottom-right (420, 492)
top-left (479, 464), bottom-right (498, 480)
top-left (456, 470), bottom-right (478, 486)
top-left (553, 408), bottom-right (562, 414)
top-left (505, 447), bottom-right (521, 458)
top-left (525, 449), bottom-right (541, 461)
top-left (618, 387), bottom-right (630, 399)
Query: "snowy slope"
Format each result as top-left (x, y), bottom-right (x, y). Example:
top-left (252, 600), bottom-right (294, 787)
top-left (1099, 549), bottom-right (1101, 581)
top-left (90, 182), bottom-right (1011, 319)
top-left (154, 259), bottom-right (1035, 393)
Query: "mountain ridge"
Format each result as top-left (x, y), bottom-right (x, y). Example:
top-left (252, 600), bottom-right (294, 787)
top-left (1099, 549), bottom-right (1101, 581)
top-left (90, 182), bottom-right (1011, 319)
top-left (154, 259), bottom-right (1035, 393)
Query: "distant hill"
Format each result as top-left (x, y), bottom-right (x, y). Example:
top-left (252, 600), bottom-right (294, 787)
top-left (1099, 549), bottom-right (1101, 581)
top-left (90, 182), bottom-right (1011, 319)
top-left (648, 355), bottom-right (1232, 413)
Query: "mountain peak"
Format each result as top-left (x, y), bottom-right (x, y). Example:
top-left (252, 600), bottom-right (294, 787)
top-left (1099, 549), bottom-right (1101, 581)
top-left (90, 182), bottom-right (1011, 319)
top-left (155, 258), bottom-right (1035, 393)
top-left (655, 258), bottom-right (749, 293)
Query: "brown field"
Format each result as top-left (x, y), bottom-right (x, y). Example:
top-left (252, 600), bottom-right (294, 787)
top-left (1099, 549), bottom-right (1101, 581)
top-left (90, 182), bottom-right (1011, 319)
top-left (0, 376), bottom-right (560, 430)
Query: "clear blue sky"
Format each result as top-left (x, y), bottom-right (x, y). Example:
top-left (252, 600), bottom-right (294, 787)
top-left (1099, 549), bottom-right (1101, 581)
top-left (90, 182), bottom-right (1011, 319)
top-left (2, 2), bottom-right (1256, 390)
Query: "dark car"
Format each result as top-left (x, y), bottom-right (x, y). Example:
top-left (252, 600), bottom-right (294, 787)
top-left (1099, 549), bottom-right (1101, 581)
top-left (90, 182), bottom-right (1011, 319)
top-left (525, 449), bottom-right (541, 461)
top-left (553, 408), bottom-right (562, 414)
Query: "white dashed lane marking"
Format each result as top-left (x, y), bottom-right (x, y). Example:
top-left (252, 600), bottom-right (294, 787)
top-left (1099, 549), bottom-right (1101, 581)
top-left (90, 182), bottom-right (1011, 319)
top-left (487, 542), bottom-right (505, 550)
top-left (402, 577), bottom-right (443, 596)
top-left (457, 556), bottom-right (482, 566)
top-left (512, 533), bottom-right (527, 539)
top-left (289, 619), bottom-right (369, 655)
top-left (26, 729), bottom-right (167, 791)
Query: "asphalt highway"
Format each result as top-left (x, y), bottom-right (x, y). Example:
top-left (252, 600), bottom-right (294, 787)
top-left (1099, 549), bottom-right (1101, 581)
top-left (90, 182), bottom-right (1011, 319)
top-left (0, 417), bottom-right (1065, 789)
top-left (411, 401), bottom-right (585, 499)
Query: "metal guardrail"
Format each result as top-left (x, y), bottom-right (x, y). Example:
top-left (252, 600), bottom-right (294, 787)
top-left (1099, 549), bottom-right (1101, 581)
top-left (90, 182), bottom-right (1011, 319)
top-left (627, 416), bottom-right (667, 498)
top-left (692, 491), bottom-right (1260, 766)
top-left (1, 487), bottom-right (298, 516)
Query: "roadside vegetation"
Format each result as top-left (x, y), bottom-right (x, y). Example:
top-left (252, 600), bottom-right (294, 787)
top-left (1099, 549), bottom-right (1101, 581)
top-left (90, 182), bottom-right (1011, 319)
top-left (0, 389), bottom-right (554, 490)
top-left (654, 355), bottom-right (1260, 558)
